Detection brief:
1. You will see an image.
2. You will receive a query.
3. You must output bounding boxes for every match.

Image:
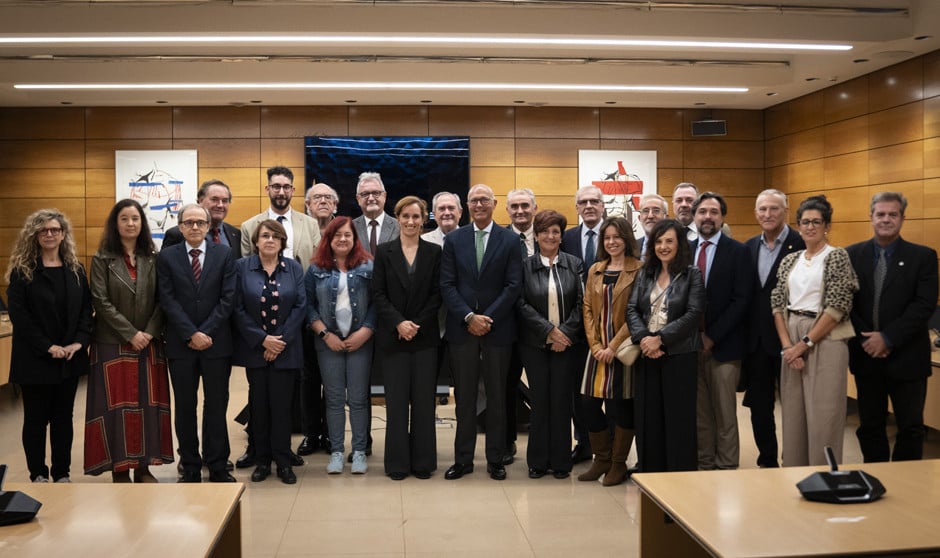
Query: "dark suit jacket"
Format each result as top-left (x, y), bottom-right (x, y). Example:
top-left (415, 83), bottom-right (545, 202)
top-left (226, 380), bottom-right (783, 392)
top-left (692, 234), bottom-right (754, 362)
top-left (508, 224), bottom-right (539, 259)
top-left (440, 222), bottom-right (523, 346)
top-left (372, 238), bottom-right (442, 351)
top-left (847, 237), bottom-right (938, 381)
top-left (745, 227), bottom-right (804, 356)
top-left (232, 255), bottom-right (307, 369)
top-left (164, 221), bottom-right (241, 259)
top-left (156, 240), bottom-right (236, 360)
top-left (7, 263), bottom-right (93, 384)
top-left (561, 224), bottom-right (594, 281)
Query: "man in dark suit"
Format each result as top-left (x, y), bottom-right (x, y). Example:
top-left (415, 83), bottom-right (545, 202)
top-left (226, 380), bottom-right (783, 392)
top-left (441, 183), bottom-right (523, 481)
top-left (692, 192), bottom-right (754, 470)
top-left (163, 179), bottom-right (241, 257)
top-left (742, 189), bottom-right (804, 468)
top-left (157, 203), bottom-right (237, 483)
top-left (352, 172), bottom-right (400, 255)
top-left (637, 193), bottom-right (668, 260)
top-left (847, 192), bottom-right (938, 462)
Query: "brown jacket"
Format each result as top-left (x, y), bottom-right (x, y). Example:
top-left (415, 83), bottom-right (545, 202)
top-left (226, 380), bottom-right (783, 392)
top-left (583, 257), bottom-right (642, 354)
top-left (90, 250), bottom-right (164, 345)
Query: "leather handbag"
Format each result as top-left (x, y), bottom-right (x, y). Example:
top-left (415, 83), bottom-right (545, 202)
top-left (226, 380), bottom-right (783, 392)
top-left (616, 338), bottom-right (640, 366)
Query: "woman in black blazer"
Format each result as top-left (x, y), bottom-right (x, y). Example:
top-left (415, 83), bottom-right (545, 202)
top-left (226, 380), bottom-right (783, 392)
top-left (627, 219), bottom-right (705, 473)
top-left (372, 196), bottom-right (442, 480)
top-left (233, 219), bottom-right (307, 485)
top-left (516, 210), bottom-right (584, 479)
top-left (5, 209), bottom-right (93, 483)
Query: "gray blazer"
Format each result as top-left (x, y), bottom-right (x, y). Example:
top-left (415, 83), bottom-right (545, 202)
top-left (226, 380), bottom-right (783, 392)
top-left (354, 213), bottom-right (400, 252)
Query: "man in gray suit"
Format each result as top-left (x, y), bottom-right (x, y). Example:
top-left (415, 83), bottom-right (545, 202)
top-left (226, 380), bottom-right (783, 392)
top-left (352, 172), bottom-right (399, 255)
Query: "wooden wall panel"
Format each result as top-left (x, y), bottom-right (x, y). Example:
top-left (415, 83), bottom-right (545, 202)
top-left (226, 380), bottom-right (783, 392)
top-left (926, 137), bottom-right (940, 179)
top-left (173, 107), bottom-right (261, 139)
top-left (684, 141), bottom-right (763, 169)
top-left (787, 160), bottom-right (825, 192)
top-left (0, 140), bottom-right (84, 169)
top-left (470, 167), bottom-right (515, 191)
top-left (514, 168), bottom-right (578, 196)
top-left (785, 128), bottom-right (825, 163)
top-left (470, 138), bottom-right (515, 167)
top-left (924, 220), bottom-right (940, 255)
top-left (600, 108), bottom-right (683, 140)
top-left (86, 169), bottom-right (114, 198)
top-left (788, 91), bottom-right (825, 134)
top-left (86, 197), bottom-right (114, 230)
top-left (829, 221), bottom-right (874, 248)
top-left (926, 50), bottom-right (940, 99)
top-left (764, 135), bottom-right (788, 168)
top-left (868, 102), bottom-right (924, 149)
top-left (515, 138), bottom-right (598, 167)
top-left (926, 96), bottom-right (940, 139)
top-left (0, 169), bottom-right (86, 198)
top-left (198, 168), bottom-right (262, 199)
top-left (347, 107), bottom-right (429, 136)
top-left (0, 108), bottom-right (84, 140)
top-left (925, 178), bottom-right (940, 219)
top-left (680, 169), bottom-right (765, 196)
top-left (85, 139), bottom-right (174, 168)
top-left (515, 107), bottom-right (599, 139)
top-left (172, 139), bottom-right (261, 168)
top-left (822, 187), bottom-right (871, 223)
top-left (657, 169), bottom-right (684, 194)
top-left (429, 106), bottom-right (515, 138)
top-left (764, 165), bottom-right (788, 191)
top-left (260, 138), bottom-right (305, 169)
top-left (0, 198), bottom-right (87, 228)
top-left (824, 152), bottom-right (869, 189)
top-left (823, 76), bottom-right (869, 124)
top-left (869, 58), bottom-right (924, 113)
top-left (869, 141), bottom-right (924, 185)
top-left (260, 106), bottom-right (348, 138)
top-left (599, 139), bottom-right (683, 168)
top-left (824, 116), bottom-right (868, 157)
top-left (85, 107), bottom-right (172, 139)
top-left (724, 197), bottom-right (760, 225)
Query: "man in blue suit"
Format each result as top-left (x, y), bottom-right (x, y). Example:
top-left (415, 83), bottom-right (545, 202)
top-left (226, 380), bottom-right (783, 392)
top-left (157, 203), bottom-right (237, 483)
top-left (692, 192), bottom-right (754, 470)
top-left (441, 184), bottom-right (523, 481)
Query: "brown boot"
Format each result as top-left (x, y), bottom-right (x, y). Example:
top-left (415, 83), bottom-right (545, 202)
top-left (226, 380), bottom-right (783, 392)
top-left (134, 467), bottom-right (159, 483)
top-left (577, 431), bottom-right (612, 482)
top-left (111, 470), bottom-right (132, 483)
top-left (603, 426), bottom-right (635, 486)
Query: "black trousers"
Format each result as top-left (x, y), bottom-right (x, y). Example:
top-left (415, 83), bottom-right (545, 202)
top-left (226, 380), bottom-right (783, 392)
top-left (505, 343), bottom-right (524, 447)
top-left (20, 377), bottom-right (79, 481)
top-left (168, 356), bottom-right (232, 474)
top-left (248, 364), bottom-right (298, 469)
top-left (569, 342), bottom-right (592, 448)
top-left (635, 351), bottom-right (698, 473)
top-left (300, 329), bottom-right (328, 441)
top-left (383, 347), bottom-right (438, 475)
top-left (742, 348), bottom-right (781, 467)
top-left (520, 344), bottom-right (576, 472)
top-left (854, 372), bottom-right (928, 462)
top-left (452, 338), bottom-right (511, 465)
top-left (582, 396), bottom-right (633, 431)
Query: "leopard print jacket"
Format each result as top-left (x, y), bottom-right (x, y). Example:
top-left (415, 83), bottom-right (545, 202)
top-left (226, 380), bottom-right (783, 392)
top-left (770, 246), bottom-right (859, 323)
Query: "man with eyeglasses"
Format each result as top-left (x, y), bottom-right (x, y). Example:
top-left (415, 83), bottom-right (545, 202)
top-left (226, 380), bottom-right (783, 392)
top-left (422, 191), bottom-right (463, 246)
top-left (157, 203), bottom-right (237, 483)
top-left (305, 183), bottom-right (339, 231)
top-left (164, 179), bottom-right (241, 258)
top-left (560, 185), bottom-right (606, 464)
top-left (239, 166), bottom-right (321, 469)
top-left (637, 194), bottom-right (669, 259)
top-left (441, 184), bottom-right (523, 481)
top-left (674, 182), bottom-right (732, 241)
top-left (352, 172), bottom-right (399, 255)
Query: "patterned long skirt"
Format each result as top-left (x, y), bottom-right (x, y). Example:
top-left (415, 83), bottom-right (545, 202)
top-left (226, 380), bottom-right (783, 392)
top-left (83, 341), bottom-right (174, 475)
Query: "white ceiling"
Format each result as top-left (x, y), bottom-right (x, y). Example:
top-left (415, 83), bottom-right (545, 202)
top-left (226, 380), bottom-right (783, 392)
top-left (0, 0), bottom-right (937, 109)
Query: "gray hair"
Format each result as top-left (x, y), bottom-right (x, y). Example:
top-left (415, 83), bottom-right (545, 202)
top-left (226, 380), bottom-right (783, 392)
top-left (639, 193), bottom-right (668, 213)
top-left (756, 188), bottom-right (788, 209)
top-left (432, 191), bottom-right (462, 212)
top-left (357, 172), bottom-right (385, 192)
top-left (179, 203), bottom-right (210, 222)
top-left (307, 183), bottom-right (339, 203)
top-left (870, 191), bottom-right (908, 216)
top-left (674, 182), bottom-right (698, 194)
top-left (575, 185), bottom-right (603, 202)
top-left (507, 188), bottom-right (536, 205)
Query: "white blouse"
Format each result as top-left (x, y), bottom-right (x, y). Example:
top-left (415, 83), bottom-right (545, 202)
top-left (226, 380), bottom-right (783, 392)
top-left (786, 244), bottom-right (834, 312)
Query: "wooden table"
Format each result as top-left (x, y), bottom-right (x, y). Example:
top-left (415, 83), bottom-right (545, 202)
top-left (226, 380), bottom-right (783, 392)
top-left (633, 460), bottom-right (940, 557)
top-left (0, 482), bottom-right (244, 557)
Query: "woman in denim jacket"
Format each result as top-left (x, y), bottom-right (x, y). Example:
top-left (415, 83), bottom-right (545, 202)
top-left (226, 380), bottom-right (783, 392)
top-left (305, 216), bottom-right (376, 475)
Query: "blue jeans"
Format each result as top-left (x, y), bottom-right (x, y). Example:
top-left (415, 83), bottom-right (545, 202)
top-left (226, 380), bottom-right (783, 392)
top-left (316, 336), bottom-right (373, 453)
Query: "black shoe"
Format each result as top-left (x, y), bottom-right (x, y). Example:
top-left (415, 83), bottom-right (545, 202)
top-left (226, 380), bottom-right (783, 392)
top-left (444, 463), bottom-right (474, 480)
top-left (509, 442), bottom-right (517, 456)
top-left (178, 470), bottom-right (202, 483)
top-left (553, 470), bottom-right (571, 479)
top-left (236, 448), bottom-right (255, 469)
top-left (208, 471), bottom-right (236, 483)
top-left (318, 436), bottom-right (331, 453)
top-left (251, 465), bottom-right (271, 482)
top-left (388, 472), bottom-right (408, 481)
top-left (500, 453), bottom-right (514, 466)
top-left (487, 462), bottom-right (507, 481)
top-left (225, 459), bottom-right (235, 472)
top-left (297, 436), bottom-right (316, 456)
top-left (528, 467), bottom-right (546, 479)
top-left (277, 466), bottom-right (297, 485)
top-left (289, 452), bottom-right (305, 467)
top-left (412, 470), bottom-right (431, 480)
top-left (571, 444), bottom-right (593, 464)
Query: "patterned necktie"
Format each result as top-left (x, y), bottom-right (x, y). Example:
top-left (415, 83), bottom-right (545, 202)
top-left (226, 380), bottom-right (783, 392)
top-left (475, 229), bottom-right (486, 270)
top-left (212, 227), bottom-right (221, 244)
top-left (873, 246), bottom-right (887, 329)
top-left (519, 232), bottom-right (527, 258)
top-left (696, 240), bottom-right (711, 282)
top-left (190, 248), bottom-right (202, 283)
top-left (369, 219), bottom-right (378, 255)
top-left (584, 230), bottom-right (596, 269)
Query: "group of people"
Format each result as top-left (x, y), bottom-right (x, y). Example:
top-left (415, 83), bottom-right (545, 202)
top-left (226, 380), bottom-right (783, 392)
top-left (5, 167), bottom-right (936, 487)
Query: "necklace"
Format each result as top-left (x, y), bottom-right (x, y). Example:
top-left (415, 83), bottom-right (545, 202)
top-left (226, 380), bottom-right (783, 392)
top-left (802, 245), bottom-right (826, 267)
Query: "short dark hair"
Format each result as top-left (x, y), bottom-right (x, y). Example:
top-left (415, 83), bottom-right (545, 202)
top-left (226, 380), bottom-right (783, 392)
top-left (267, 166), bottom-right (293, 183)
top-left (533, 209), bottom-right (567, 234)
top-left (250, 219), bottom-right (288, 255)
top-left (796, 195), bottom-right (833, 224)
top-left (692, 191), bottom-right (727, 216)
top-left (196, 179), bottom-right (231, 202)
top-left (870, 191), bottom-right (907, 216)
top-left (596, 216), bottom-right (638, 262)
top-left (644, 219), bottom-right (692, 276)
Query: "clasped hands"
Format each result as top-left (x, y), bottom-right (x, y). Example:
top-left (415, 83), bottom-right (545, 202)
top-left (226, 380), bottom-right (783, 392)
top-left (48, 342), bottom-right (83, 360)
top-left (262, 335), bottom-right (287, 362)
top-left (467, 314), bottom-right (493, 337)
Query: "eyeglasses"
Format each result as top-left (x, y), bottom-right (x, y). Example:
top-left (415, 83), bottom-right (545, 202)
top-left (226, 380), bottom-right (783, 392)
top-left (357, 190), bottom-right (385, 199)
top-left (799, 219), bottom-right (825, 227)
top-left (180, 219), bottom-right (209, 229)
top-left (259, 232), bottom-right (283, 240)
top-left (640, 207), bottom-right (664, 216)
top-left (268, 184), bottom-right (293, 192)
top-left (576, 198), bottom-right (603, 206)
top-left (309, 194), bottom-right (334, 202)
top-left (468, 197), bottom-right (494, 206)
top-left (38, 227), bottom-right (63, 237)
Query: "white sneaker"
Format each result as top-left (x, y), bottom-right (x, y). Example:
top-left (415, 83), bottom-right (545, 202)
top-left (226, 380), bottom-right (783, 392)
top-left (351, 451), bottom-right (368, 474)
top-left (326, 452), bottom-right (344, 474)
top-left (55, 476), bottom-right (71, 483)
top-left (32, 475), bottom-right (49, 483)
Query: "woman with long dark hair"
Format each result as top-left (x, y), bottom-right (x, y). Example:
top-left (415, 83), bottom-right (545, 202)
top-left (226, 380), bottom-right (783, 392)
top-left (6, 209), bottom-right (93, 483)
top-left (627, 218), bottom-right (705, 473)
top-left (84, 199), bottom-right (170, 482)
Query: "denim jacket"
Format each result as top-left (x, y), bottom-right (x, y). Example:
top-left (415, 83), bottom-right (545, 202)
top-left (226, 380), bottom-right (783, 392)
top-left (304, 260), bottom-right (376, 335)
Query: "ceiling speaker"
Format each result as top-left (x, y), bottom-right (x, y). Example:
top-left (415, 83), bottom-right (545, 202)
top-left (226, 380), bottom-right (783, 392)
top-left (691, 119), bottom-right (727, 137)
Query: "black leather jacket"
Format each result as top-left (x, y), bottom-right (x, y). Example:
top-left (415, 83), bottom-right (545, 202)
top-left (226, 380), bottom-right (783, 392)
top-left (516, 252), bottom-right (584, 348)
top-left (627, 264), bottom-right (705, 356)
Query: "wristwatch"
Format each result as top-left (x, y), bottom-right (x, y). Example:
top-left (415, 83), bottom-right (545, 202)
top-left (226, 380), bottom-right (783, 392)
top-left (801, 335), bottom-right (815, 348)
top-left (318, 329), bottom-right (329, 339)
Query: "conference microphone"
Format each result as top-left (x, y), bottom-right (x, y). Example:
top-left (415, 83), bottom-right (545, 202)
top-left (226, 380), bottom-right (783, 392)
top-left (796, 447), bottom-right (886, 504)
top-left (0, 464), bottom-right (42, 526)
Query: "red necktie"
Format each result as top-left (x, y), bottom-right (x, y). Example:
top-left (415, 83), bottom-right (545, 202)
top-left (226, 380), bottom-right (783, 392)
top-left (696, 240), bottom-right (710, 280)
top-left (190, 249), bottom-right (202, 283)
top-left (212, 227), bottom-right (221, 244)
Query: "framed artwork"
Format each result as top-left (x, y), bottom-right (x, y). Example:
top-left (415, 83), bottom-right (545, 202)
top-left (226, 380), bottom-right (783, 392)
top-left (115, 150), bottom-right (198, 247)
top-left (578, 150), bottom-right (657, 239)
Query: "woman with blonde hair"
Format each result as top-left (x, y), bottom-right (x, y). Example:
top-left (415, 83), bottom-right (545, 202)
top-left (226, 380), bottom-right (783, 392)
top-left (6, 209), bottom-right (93, 483)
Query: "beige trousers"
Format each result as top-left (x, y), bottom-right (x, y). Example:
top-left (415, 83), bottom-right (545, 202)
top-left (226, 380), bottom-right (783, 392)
top-left (697, 354), bottom-right (741, 470)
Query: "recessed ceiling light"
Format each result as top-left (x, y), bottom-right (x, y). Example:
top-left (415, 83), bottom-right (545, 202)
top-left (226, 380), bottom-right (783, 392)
top-left (250, 100), bottom-right (262, 104)
top-left (766, 92), bottom-right (778, 96)
top-left (155, 100), bottom-right (168, 104)
top-left (60, 101), bottom-right (72, 105)
top-left (344, 99), bottom-right (357, 103)
top-left (605, 101), bottom-right (617, 105)
top-left (853, 58), bottom-right (869, 63)
top-left (513, 100), bottom-right (525, 104)
top-left (694, 102), bottom-right (706, 106)
top-left (805, 77), bottom-right (819, 82)
top-left (420, 99), bottom-right (432, 103)
top-left (914, 35), bottom-right (932, 41)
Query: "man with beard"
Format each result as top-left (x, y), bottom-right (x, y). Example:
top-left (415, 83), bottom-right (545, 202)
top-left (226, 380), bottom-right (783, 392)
top-left (238, 166), bottom-right (321, 468)
top-left (673, 182), bottom-right (731, 241)
top-left (352, 172), bottom-right (399, 255)
top-left (691, 192), bottom-right (753, 470)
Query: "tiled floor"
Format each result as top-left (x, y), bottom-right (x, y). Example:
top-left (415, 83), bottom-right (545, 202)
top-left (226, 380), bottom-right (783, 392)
top-left (1, 370), bottom-right (937, 557)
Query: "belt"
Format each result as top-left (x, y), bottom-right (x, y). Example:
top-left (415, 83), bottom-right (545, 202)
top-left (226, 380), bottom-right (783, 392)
top-left (788, 308), bottom-right (817, 318)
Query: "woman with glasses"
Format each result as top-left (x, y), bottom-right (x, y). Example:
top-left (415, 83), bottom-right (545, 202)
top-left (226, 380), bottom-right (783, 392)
top-left (84, 199), bottom-right (170, 483)
top-left (306, 216), bottom-right (376, 475)
top-left (771, 195), bottom-right (858, 466)
top-left (6, 209), bottom-right (93, 483)
top-left (233, 219), bottom-right (306, 484)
